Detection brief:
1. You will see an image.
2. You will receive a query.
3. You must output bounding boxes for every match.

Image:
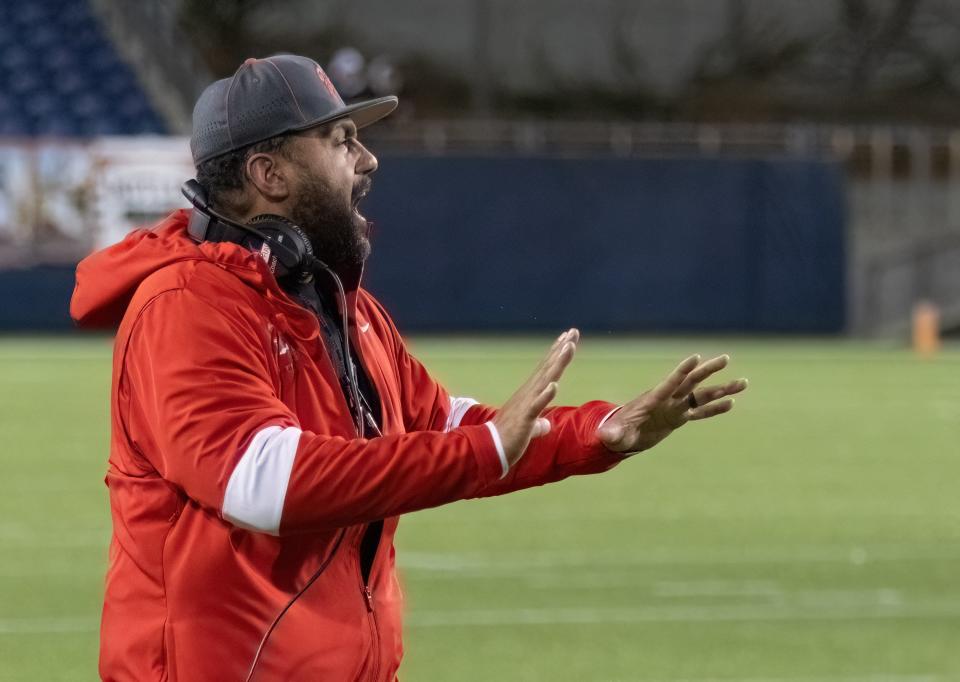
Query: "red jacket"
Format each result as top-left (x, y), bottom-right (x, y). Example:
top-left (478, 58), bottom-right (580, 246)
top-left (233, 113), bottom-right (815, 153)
top-left (70, 210), bottom-right (622, 681)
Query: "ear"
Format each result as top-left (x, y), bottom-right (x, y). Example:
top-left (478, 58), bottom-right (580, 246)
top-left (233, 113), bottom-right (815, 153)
top-left (245, 151), bottom-right (291, 203)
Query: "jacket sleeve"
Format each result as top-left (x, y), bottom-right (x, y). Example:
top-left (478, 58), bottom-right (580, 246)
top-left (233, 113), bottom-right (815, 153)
top-left (457, 401), bottom-right (626, 498)
top-left (121, 287), bottom-right (504, 536)
top-left (379, 305), bottom-right (626, 496)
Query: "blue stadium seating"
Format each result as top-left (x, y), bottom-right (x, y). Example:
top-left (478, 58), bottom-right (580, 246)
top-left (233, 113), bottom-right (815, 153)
top-left (0, 0), bottom-right (166, 136)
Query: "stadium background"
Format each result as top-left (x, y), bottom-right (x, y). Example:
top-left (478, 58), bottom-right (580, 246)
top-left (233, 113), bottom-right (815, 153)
top-left (1, 0), bottom-right (958, 679)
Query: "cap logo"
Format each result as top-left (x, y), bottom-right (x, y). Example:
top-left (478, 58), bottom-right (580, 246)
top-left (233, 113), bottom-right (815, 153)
top-left (315, 64), bottom-right (342, 102)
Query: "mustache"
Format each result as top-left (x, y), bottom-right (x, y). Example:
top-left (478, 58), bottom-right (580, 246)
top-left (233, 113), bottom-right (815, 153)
top-left (352, 176), bottom-right (373, 206)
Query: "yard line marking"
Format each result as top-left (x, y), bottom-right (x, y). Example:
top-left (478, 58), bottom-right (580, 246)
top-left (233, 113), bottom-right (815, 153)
top-left (521, 574), bottom-right (781, 594)
top-left (0, 354), bottom-right (111, 362)
top-left (0, 537), bottom-right (108, 549)
top-left (522, 574), bottom-right (907, 611)
top-left (0, 522), bottom-right (109, 549)
top-left (404, 600), bottom-right (960, 628)
top-left (606, 673), bottom-right (943, 682)
top-left (0, 566), bottom-right (104, 578)
top-left (0, 617), bottom-right (98, 635)
top-left (790, 589), bottom-right (903, 608)
top-left (652, 580), bottom-right (782, 597)
top-left (398, 544), bottom-right (960, 573)
top-left (422, 509), bottom-right (960, 523)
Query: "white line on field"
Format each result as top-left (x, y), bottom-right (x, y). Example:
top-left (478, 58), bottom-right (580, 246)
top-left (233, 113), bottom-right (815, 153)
top-left (611, 676), bottom-right (941, 682)
top-left (5, 599), bottom-right (956, 636)
top-left (404, 600), bottom-right (960, 628)
top-left (0, 567), bottom-right (104, 578)
top-left (524, 575), bottom-right (789, 597)
top-left (423, 509), bottom-right (960, 523)
top-left (0, 617), bottom-right (98, 635)
top-left (398, 543), bottom-right (960, 573)
top-left (522, 575), bottom-right (906, 610)
top-left (523, 574), bottom-right (784, 594)
top-left (651, 580), bottom-right (782, 597)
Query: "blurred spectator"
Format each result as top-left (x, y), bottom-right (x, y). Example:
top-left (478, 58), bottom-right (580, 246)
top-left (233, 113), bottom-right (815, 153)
top-left (328, 47), bottom-right (368, 98)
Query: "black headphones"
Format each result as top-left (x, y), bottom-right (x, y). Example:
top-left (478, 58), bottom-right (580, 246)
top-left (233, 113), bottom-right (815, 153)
top-left (180, 177), bottom-right (372, 432)
top-left (181, 179), bottom-right (326, 281)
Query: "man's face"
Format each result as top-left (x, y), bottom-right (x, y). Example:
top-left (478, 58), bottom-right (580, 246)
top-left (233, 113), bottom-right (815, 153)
top-left (283, 119), bottom-right (378, 270)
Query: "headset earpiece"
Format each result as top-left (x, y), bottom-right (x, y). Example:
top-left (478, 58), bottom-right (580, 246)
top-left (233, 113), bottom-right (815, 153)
top-left (246, 214), bottom-right (315, 279)
top-left (180, 180), bottom-right (320, 280)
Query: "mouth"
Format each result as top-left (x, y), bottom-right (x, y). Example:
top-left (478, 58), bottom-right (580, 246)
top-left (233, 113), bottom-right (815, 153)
top-left (351, 178), bottom-right (372, 220)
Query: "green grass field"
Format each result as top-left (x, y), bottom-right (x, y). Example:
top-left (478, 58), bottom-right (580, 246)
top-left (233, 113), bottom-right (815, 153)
top-left (1, 335), bottom-right (958, 681)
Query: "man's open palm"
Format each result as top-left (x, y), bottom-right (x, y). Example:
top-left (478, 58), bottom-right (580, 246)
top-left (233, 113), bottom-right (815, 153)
top-left (492, 328), bottom-right (579, 467)
top-left (597, 354), bottom-right (748, 454)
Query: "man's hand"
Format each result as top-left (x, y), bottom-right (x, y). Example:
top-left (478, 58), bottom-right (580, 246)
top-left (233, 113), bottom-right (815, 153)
top-left (492, 329), bottom-right (579, 467)
top-left (597, 354), bottom-right (748, 454)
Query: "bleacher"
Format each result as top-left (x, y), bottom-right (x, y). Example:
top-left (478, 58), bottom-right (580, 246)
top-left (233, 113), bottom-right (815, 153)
top-left (0, 0), bottom-right (166, 136)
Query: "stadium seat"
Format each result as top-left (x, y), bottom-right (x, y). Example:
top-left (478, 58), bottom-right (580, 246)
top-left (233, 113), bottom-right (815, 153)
top-left (0, 114), bottom-right (29, 136)
top-left (35, 115), bottom-right (79, 136)
top-left (0, 0), bottom-right (166, 137)
top-left (25, 93), bottom-right (59, 118)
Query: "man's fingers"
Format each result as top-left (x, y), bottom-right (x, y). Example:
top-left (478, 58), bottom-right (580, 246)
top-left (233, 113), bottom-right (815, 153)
top-left (687, 397), bottom-right (735, 421)
top-left (544, 340), bottom-right (576, 382)
top-left (535, 330), bottom-right (570, 376)
top-left (549, 329), bottom-right (570, 352)
top-left (692, 378), bottom-right (748, 405)
top-left (673, 354), bottom-right (730, 399)
top-left (528, 381), bottom-right (558, 417)
top-left (549, 328), bottom-right (579, 353)
top-left (690, 354), bottom-right (730, 383)
top-left (531, 330), bottom-right (579, 393)
top-left (649, 354), bottom-right (700, 402)
top-left (537, 329), bottom-right (578, 377)
top-left (517, 329), bottom-right (574, 403)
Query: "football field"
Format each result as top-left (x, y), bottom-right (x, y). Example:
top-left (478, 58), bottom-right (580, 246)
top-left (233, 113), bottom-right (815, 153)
top-left (1, 335), bottom-right (958, 681)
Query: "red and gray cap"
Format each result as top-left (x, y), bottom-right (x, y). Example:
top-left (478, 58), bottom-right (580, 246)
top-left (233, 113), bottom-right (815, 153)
top-left (190, 54), bottom-right (398, 166)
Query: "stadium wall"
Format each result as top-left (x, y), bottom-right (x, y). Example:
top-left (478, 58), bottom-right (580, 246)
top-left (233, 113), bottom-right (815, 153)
top-left (2, 155), bottom-right (845, 333)
top-left (363, 155), bottom-right (846, 333)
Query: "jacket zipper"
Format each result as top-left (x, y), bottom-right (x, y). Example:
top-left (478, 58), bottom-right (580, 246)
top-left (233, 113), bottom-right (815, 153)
top-left (349, 326), bottom-right (385, 680)
top-left (356, 545), bottom-right (381, 681)
top-left (311, 296), bottom-right (383, 679)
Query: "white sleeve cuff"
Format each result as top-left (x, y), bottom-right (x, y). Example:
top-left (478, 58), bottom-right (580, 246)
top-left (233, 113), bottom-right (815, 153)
top-left (222, 425), bottom-right (301, 535)
top-left (598, 406), bottom-right (622, 429)
top-left (445, 396), bottom-right (479, 431)
top-left (483, 421), bottom-right (509, 478)
top-left (597, 406), bottom-right (636, 458)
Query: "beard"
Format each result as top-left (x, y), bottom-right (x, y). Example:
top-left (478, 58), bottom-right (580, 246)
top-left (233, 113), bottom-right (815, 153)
top-left (288, 169), bottom-right (372, 271)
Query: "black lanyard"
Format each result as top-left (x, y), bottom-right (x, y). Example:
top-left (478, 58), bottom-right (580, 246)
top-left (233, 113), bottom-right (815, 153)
top-left (289, 279), bottom-right (383, 436)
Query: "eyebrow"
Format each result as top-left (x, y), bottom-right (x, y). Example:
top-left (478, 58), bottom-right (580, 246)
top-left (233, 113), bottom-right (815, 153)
top-left (330, 120), bottom-right (357, 139)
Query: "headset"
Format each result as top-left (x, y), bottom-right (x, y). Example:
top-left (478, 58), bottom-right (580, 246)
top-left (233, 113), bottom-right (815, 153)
top-left (180, 179), bottom-right (368, 430)
top-left (180, 179), bottom-right (380, 680)
top-left (181, 179), bottom-right (320, 282)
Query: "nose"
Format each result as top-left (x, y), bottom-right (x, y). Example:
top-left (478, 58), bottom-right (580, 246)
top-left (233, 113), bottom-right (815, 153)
top-left (355, 141), bottom-right (378, 175)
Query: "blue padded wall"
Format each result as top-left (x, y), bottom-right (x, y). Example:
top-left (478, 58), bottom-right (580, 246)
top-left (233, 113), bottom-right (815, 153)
top-left (4, 156), bottom-right (845, 333)
top-left (362, 155), bottom-right (846, 333)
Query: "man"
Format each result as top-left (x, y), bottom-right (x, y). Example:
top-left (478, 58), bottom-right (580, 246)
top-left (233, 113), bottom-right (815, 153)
top-left (70, 54), bottom-right (746, 681)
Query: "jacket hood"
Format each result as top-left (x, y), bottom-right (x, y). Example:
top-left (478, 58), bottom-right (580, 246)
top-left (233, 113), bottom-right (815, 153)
top-left (71, 210), bottom-right (285, 328)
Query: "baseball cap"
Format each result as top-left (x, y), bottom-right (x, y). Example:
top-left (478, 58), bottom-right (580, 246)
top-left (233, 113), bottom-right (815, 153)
top-left (190, 54), bottom-right (398, 166)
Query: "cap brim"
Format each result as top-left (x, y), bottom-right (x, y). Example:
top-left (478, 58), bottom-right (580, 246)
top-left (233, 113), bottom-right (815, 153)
top-left (291, 95), bottom-right (398, 134)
